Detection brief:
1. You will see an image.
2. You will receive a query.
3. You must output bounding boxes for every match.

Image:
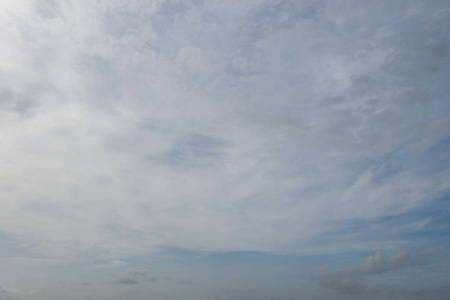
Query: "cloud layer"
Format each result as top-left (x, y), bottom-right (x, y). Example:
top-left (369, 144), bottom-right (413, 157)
top-left (0, 2), bottom-right (449, 291)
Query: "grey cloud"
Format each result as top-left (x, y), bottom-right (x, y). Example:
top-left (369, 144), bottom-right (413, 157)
top-left (81, 282), bottom-right (93, 286)
top-left (309, 250), bottom-right (424, 293)
top-left (114, 269), bottom-right (147, 285)
top-left (343, 250), bottom-right (422, 276)
top-left (175, 279), bottom-right (193, 285)
top-left (161, 276), bottom-right (193, 285)
top-left (115, 277), bottom-right (138, 285)
top-left (0, 285), bottom-right (7, 293)
top-left (130, 269), bottom-right (146, 277)
top-left (401, 285), bottom-right (450, 300)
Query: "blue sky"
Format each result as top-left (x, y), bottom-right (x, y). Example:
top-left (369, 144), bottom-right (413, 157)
top-left (0, 0), bottom-right (449, 299)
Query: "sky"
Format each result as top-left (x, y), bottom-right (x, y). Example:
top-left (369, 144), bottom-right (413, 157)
top-left (0, 0), bottom-right (450, 299)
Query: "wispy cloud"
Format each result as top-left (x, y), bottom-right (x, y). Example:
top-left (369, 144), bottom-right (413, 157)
top-left (1, 0), bottom-right (449, 261)
top-left (1, 0), bottom-right (449, 299)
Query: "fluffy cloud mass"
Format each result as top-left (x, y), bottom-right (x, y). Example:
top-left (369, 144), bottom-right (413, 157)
top-left (0, 0), bottom-right (449, 265)
top-left (309, 250), bottom-right (424, 293)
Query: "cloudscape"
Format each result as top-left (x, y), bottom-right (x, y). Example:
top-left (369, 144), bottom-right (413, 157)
top-left (1, 0), bottom-right (449, 299)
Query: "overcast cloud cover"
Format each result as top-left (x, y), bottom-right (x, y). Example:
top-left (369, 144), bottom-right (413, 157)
top-left (1, 0), bottom-right (450, 299)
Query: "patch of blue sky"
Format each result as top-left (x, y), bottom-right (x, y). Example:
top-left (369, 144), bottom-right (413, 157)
top-left (161, 133), bottom-right (226, 168)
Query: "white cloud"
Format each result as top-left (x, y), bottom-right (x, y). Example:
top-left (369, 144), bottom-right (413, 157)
top-left (0, 0), bottom-right (449, 265)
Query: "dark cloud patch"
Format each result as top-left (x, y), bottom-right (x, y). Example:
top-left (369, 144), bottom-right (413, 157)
top-left (115, 278), bottom-right (138, 285)
top-left (81, 282), bottom-right (93, 286)
top-left (161, 276), bottom-right (193, 285)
